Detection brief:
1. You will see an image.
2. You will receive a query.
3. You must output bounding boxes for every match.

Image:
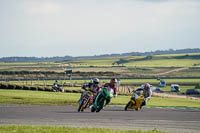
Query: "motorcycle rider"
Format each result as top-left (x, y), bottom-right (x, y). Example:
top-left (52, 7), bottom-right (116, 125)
top-left (100, 78), bottom-right (118, 106)
top-left (52, 80), bottom-right (60, 92)
top-left (79, 78), bottom-right (100, 104)
top-left (136, 83), bottom-right (152, 107)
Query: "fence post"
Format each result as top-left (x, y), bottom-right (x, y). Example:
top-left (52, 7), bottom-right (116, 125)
top-left (128, 87), bottom-right (131, 93)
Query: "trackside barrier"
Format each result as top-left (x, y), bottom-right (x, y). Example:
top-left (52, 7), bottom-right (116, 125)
top-left (0, 83), bottom-right (81, 93)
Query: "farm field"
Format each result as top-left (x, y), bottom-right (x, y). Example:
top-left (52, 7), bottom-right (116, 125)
top-left (0, 53), bottom-right (200, 98)
top-left (2, 78), bottom-right (200, 86)
top-left (66, 53), bottom-right (200, 67)
top-left (0, 67), bottom-right (200, 79)
top-left (0, 77), bottom-right (198, 94)
top-left (0, 53), bottom-right (200, 72)
top-left (125, 59), bottom-right (200, 67)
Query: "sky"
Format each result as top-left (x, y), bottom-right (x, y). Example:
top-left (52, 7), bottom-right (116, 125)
top-left (0, 0), bottom-right (200, 57)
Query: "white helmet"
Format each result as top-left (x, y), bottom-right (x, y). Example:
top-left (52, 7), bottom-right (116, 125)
top-left (92, 78), bottom-right (99, 84)
top-left (110, 78), bottom-right (117, 85)
top-left (144, 83), bottom-right (151, 90)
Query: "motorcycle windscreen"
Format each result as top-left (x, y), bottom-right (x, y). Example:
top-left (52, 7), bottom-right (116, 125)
top-left (107, 88), bottom-right (114, 97)
top-left (133, 94), bottom-right (139, 99)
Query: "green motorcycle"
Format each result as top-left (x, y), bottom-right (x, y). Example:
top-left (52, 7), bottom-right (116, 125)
top-left (91, 87), bottom-right (114, 112)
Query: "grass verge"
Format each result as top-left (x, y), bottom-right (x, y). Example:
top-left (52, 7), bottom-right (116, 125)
top-left (0, 89), bottom-right (200, 108)
top-left (0, 89), bottom-right (79, 105)
top-left (0, 125), bottom-right (168, 133)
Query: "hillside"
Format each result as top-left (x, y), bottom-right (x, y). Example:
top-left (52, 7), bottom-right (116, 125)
top-left (66, 53), bottom-right (200, 67)
top-left (1, 53), bottom-right (200, 79)
top-left (0, 48), bottom-right (200, 63)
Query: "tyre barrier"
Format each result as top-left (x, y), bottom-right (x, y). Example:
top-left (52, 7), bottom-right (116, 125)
top-left (0, 83), bottom-right (81, 93)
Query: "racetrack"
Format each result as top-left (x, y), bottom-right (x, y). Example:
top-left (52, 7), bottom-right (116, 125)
top-left (0, 104), bottom-right (200, 133)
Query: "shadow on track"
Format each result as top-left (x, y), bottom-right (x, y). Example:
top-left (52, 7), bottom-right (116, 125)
top-left (55, 111), bottom-right (92, 114)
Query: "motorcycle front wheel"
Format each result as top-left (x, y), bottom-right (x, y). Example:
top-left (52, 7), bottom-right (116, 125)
top-left (91, 106), bottom-right (96, 112)
top-left (124, 101), bottom-right (132, 111)
top-left (78, 99), bottom-right (85, 112)
top-left (96, 99), bottom-right (104, 112)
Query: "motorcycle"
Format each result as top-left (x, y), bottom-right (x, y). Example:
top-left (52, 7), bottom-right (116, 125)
top-left (91, 87), bottom-right (114, 112)
top-left (78, 91), bottom-right (93, 112)
top-left (52, 86), bottom-right (63, 92)
top-left (124, 91), bottom-right (144, 111)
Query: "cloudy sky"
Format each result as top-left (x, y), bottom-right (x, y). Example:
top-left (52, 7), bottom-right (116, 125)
top-left (0, 0), bottom-right (200, 57)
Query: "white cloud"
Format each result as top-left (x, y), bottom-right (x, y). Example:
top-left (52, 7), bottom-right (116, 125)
top-left (0, 0), bottom-right (200, 57)
top-left (21, 1), bottom-right (64, 16)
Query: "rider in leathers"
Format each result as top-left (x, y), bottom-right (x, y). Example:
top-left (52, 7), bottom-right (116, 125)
top-left (79, 78), bottom-right (100, 104)
top-left (136, 83), bottom-right (152, 107)
top-left (98, 78), bottom-right (118, 106)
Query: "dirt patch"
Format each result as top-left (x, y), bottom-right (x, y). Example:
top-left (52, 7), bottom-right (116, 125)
top-left (143, 67), bottom-right (188, 76)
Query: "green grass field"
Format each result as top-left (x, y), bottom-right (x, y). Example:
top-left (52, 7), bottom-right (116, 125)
top-left (1, 53), bottom-right (200, 69)
top-left (1, 53), bottom-right (200, 79)
top-left (0, 125), bottom-right (167, 133)
top-left (4, 78), bottom-right (200, 86)
top-left (66, 53), bottom-right (200, 67)
top-left (125, 59), bottom-right (200, 67)
top-left (0, 89), bottom-right (200, 108)
top-left (68, 57), bottom-right (120, 66)
top-left (2, 78), bottom-right (198, 94)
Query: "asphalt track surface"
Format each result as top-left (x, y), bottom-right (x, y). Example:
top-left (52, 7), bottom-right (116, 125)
top-left (0, 104), bottom-right (200, 133)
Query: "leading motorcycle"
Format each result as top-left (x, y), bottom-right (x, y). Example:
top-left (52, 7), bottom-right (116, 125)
top-left (91, 87), bottom-right (114, 113)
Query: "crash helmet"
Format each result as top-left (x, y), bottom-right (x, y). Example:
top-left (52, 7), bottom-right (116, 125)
top-left (110, 78), bottom-right (117, 85)
top-left (144, 83), bottom-right (151, 90)
top-left (92, 78), bottom-right (99, 85)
